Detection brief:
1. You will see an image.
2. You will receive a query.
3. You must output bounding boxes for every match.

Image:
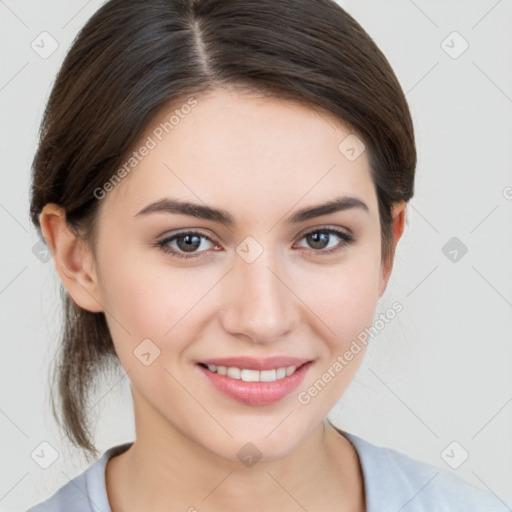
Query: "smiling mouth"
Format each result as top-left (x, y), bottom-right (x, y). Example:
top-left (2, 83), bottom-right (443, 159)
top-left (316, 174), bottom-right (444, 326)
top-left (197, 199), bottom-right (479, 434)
top-left (198, 362), bottom-right (304, 383)
top-left (196, 359), bottom-right (313, 405)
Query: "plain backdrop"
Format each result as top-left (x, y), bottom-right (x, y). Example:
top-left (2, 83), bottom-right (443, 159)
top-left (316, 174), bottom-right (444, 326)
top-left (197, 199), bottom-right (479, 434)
top-left (0, 0), bottom-right (511, 510)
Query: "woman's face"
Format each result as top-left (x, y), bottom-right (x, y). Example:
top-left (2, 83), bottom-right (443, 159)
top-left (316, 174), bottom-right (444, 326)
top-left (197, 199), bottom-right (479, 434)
top-left (85, 87), bottom-right (401, 462)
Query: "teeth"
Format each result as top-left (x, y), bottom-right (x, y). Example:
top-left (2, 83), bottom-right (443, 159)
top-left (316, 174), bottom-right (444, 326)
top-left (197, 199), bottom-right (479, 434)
top-left (227, 367), bottom-right (241, 379)
top-left (241, 369), bottom-right (260, 382)
top-left (205, 364), bottom-right (298, 382)
top-left (259, 369), bottom-right (277, 382)
top-left (276, 367), bottom-right (286, 379)
top-left (286, 366), bottom-right (296, 376)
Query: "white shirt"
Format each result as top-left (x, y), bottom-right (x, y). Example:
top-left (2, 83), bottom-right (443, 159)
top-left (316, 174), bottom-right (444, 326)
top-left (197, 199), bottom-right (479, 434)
top-left (27, 430), bottom-right (511, 511)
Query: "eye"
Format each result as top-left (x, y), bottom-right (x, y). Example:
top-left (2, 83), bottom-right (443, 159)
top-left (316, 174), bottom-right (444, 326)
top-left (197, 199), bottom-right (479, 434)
top-left (154, 227), bottom-right (355, 260)
top-left (295, 227), bottom-right (355, 256)
top-left (154, 230), bottom-right (218, 259)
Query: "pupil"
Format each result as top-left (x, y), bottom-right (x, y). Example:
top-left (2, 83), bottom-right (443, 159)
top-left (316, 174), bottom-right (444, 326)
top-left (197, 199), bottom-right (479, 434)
top-left (308, 232), bottom-right (328, 249)
top-left (178, 234), bottom-right (201, 252)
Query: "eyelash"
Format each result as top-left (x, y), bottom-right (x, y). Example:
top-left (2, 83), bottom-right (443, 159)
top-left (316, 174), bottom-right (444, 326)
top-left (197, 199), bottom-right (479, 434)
top-left (153, 227), bottom-right (356, 260)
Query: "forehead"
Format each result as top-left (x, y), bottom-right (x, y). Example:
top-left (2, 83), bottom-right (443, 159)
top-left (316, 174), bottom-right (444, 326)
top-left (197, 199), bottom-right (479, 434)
top-left (102, 87), bottom-right (376, 221)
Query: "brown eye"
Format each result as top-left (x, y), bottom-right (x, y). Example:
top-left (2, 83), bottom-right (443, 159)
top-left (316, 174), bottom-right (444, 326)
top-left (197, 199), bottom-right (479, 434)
top-left (156, 231), bottom-right (216, 259)
top-left (296, 228), bottom-right (355, 255)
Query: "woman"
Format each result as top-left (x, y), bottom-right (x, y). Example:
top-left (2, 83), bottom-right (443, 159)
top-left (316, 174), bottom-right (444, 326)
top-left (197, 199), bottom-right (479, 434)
top-left (27, 0), bottom-right (509, 510)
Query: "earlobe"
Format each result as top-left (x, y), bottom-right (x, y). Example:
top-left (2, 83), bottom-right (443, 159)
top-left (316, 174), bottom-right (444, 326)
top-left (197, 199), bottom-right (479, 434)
top-left (378, 201), bottom-right (407, 298)
top-left (39, 203), bottom-right (104, 313)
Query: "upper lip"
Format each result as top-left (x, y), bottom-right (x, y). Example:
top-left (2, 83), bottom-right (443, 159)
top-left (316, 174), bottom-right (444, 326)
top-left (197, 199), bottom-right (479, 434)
top-left (198, 356), bottom-right (312, 371)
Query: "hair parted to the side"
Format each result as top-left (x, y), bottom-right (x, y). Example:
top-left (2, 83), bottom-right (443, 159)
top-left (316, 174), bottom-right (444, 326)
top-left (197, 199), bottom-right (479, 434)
top-left (29, 0), bottom-right (416, 461)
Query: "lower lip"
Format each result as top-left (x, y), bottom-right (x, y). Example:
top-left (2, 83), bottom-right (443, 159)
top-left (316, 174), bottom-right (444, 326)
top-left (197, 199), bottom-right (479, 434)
top-left (197, 362), bottom-right (312, 405)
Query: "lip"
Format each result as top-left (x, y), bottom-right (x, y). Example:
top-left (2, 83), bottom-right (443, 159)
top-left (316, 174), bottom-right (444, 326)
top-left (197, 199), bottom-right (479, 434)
top-left (196, 358), bottom-right (313, 406)
top-left (198, 356), bottom-right (311, 371)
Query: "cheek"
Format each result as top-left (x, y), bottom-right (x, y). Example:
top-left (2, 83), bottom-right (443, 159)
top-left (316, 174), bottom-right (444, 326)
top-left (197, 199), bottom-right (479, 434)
top-left (288, 274), bottom-right (377, 421)
top-left (96, 243), bottom-right (214, 362)
top-left (330, 268), bottom-right (379, 337)
top-left (293, 264), bottom-right (380, 408)
top-left (98, 254), bottom-right (241, 380)
top-left (297, 251), bottom-right (382, 347)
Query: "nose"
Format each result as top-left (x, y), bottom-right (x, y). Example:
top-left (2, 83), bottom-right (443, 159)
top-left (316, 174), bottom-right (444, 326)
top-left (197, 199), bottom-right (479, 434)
top-left (219, 250), bottom-right (300, 345)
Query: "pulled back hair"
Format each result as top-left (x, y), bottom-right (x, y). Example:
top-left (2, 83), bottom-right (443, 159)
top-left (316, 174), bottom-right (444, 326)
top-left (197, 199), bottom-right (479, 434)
top-left (30, 0), bottom-right (416, 461)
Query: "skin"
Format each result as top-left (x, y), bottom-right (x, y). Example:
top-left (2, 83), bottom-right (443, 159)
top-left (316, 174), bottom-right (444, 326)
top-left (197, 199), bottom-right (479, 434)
top-left (39, 87), bottom-right (406, 511)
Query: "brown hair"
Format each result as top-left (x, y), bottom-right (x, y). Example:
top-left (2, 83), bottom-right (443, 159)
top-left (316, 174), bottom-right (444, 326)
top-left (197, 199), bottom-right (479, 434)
top-left (30, 0), bottom-right (415, 461)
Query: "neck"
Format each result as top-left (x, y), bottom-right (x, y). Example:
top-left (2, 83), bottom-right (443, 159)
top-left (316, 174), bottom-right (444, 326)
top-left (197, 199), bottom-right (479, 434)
top-left (106, 399), bottom-right (364, 511)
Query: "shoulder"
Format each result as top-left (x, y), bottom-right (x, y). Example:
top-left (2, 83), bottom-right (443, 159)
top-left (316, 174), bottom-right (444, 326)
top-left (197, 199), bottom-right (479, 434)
top-left (26, 443), bottom-right (133, 512)
top-left (26, 469), bottom-right (92, 512)
top-left (342, 431), bottom-right (511, 512)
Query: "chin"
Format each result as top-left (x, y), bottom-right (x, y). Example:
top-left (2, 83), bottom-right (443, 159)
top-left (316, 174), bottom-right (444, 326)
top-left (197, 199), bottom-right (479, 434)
top-left (191, 415), bottom-right (319, 465)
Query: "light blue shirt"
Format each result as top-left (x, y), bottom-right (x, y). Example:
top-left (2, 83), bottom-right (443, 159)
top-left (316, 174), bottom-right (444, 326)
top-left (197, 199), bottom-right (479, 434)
top-left (27, 430), bottom-right (511, 511)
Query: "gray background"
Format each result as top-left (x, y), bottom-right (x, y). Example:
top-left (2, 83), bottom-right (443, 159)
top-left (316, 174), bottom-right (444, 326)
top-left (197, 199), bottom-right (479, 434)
top-left (0, 0), bottom-right (511, 510)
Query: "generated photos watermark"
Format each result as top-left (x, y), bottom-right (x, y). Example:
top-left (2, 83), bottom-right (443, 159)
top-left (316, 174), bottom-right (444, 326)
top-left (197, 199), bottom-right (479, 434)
top-left (93, 97), bottom-right (198, 200)
top-left (297, 301), bottom-right (403, 405)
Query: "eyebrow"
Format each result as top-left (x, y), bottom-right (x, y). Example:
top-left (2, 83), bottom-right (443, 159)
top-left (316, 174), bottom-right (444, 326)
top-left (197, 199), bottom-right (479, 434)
top-left (134, 195), bottom-right (369, 225)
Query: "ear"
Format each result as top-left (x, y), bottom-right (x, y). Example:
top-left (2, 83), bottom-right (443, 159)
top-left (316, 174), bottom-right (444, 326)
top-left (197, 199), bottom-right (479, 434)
top-left (378, 201), bottom-right (407, 298)
top-left (38, 203), bottom-right (104, 313)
